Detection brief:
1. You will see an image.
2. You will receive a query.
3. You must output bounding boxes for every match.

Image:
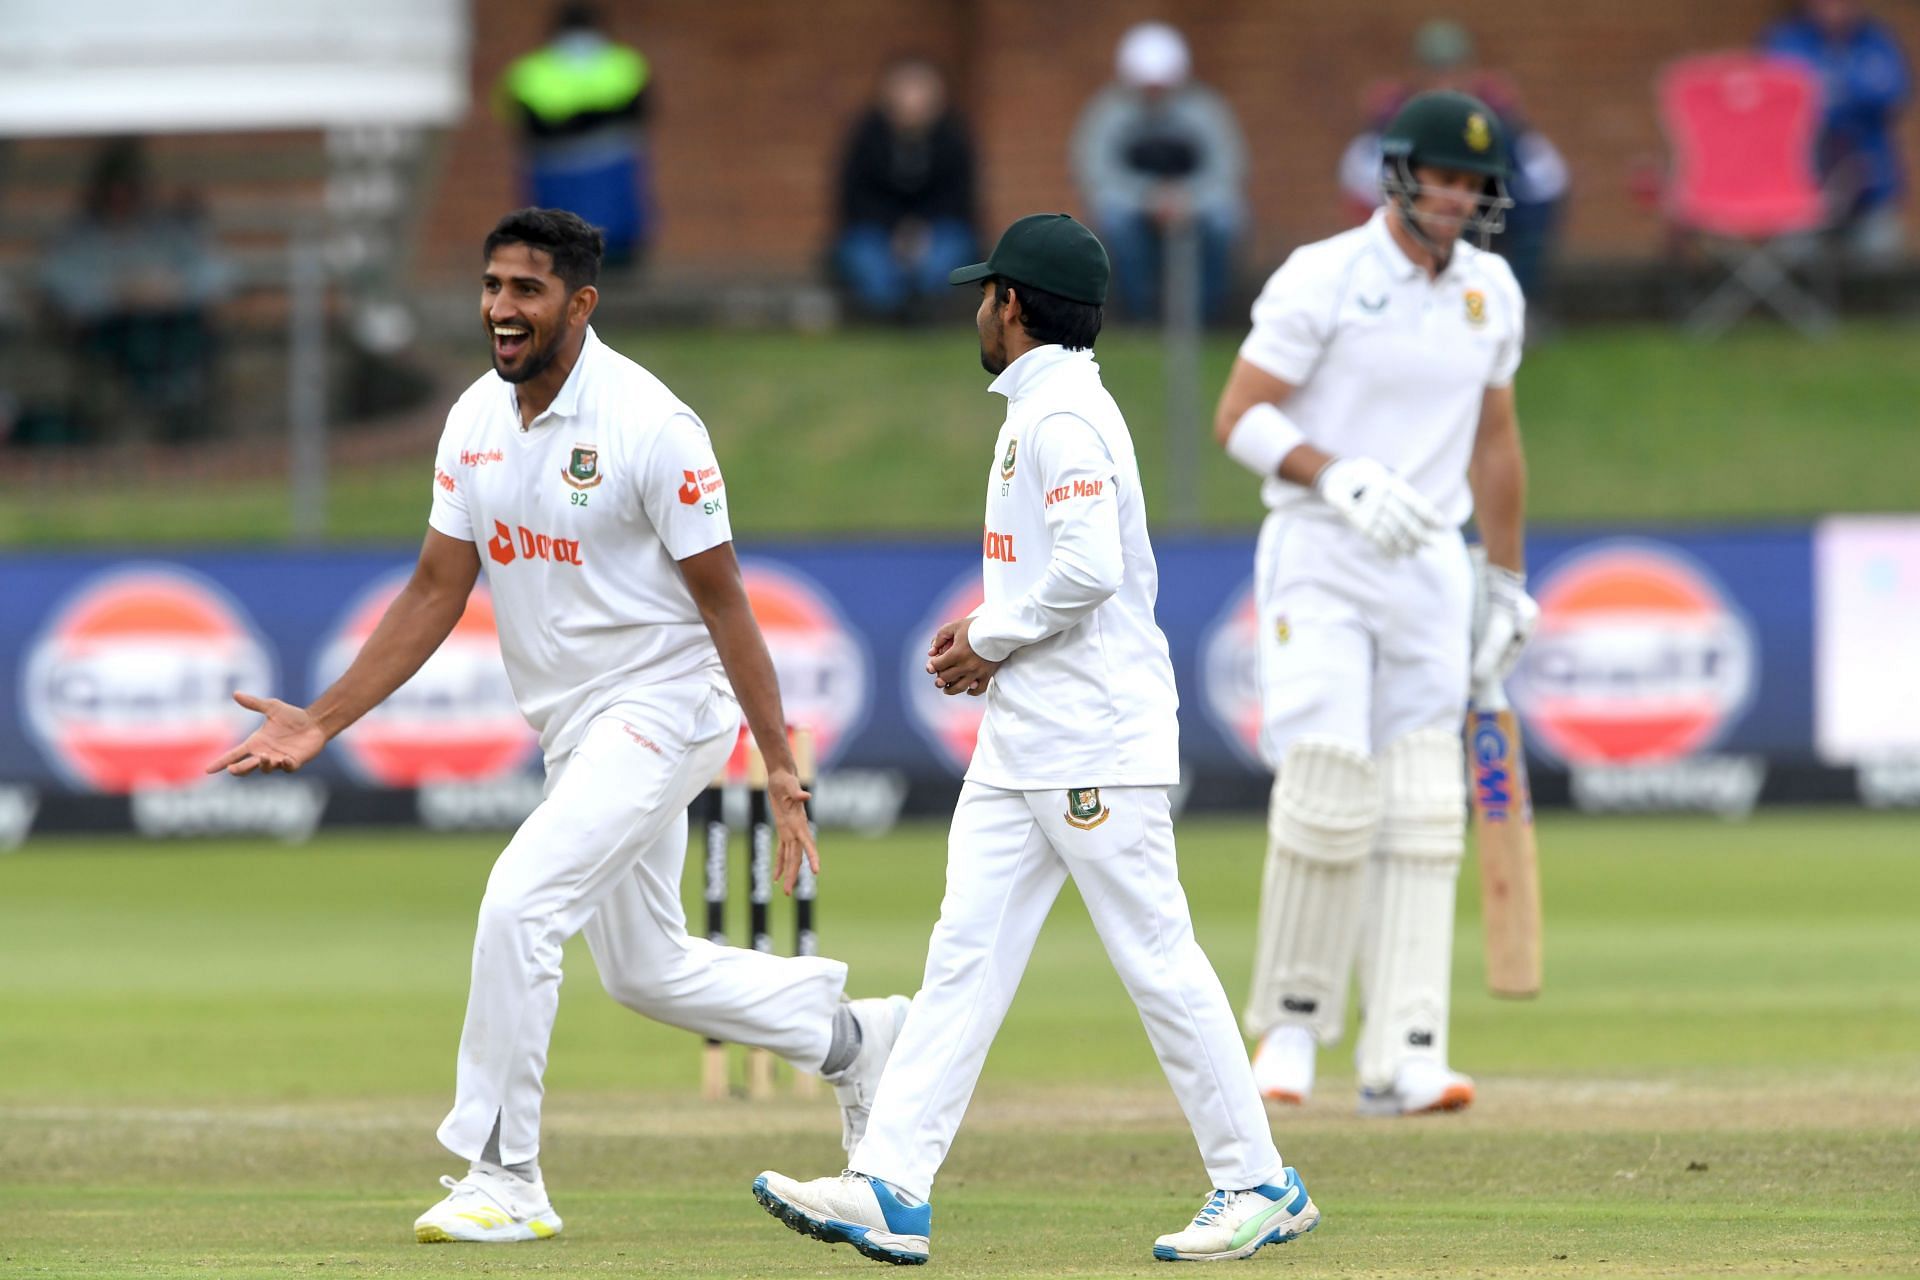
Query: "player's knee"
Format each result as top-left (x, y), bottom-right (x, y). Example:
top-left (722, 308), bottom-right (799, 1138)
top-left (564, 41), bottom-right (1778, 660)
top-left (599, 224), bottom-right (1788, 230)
top-left (1271, 735), bottom-right (1380, 864)
top-left (598, 967), bottom-right (670, 1013)
top-left (1377, 726), bottom-right (1465, 862)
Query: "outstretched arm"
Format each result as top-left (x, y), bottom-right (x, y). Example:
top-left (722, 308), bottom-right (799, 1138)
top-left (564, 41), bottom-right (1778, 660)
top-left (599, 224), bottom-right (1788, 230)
top-left (207, 529), bottom-right (479, 775)
top-left (678, 541), bottom-right (817, 894)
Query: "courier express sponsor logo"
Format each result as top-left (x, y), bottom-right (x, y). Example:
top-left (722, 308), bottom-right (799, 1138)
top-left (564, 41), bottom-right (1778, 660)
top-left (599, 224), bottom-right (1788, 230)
top-left (488, 520), bottom-right (584, 567)
top-left (678, 465), bottom-right (724, 506)
top-left (21, 567), bottom-right (275, 792)
top-left (316, 571), bottom-right (536, 786)
top-left (1512, 541), bottom-right (1757, 765)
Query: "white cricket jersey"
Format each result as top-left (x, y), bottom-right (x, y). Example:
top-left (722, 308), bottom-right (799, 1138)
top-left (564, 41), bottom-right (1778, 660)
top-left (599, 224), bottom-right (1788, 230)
top-left (426, 327), bottom-right (733, 759)
top-left (965, 345), bottom-right (1180, 791)
top-left (1238, 208), bottom-right (1525, 527)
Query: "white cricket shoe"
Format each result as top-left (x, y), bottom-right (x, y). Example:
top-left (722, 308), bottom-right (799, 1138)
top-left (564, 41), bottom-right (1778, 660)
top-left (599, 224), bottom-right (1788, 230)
top-left (753, 1169), bottom-right (931, 1265)
top-left (1357, 1058), bottom-right (1475, 1116)
top-left (829, 994), bottom-right (913, 1155)
top-left (413, 1165), bottom-right (563, 1243)
top-left (1251, 1025), bottom-right (1316, 1105)
top-left (1151, 1167), bottom-right (1320, 1262)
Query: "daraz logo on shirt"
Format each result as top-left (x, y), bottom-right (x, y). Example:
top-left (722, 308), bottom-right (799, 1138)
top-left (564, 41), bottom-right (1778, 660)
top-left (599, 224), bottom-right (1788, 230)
top-left (488, 519), bottom-right (584, 567)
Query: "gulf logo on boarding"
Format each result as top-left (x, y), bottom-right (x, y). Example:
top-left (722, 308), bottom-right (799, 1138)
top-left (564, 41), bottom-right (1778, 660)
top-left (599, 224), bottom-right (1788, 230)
top-left (1511, 541), bottom-right (1757, 764)
top-left (314, 572), bottom-right (536, 786)
top-left (1199, 582), bottom-right (1266, 766)
top-left (21, 568), bottom-right (275, 791)
top-left (904, 573), bottom-right (988, 772)
top-left (741, 561), bottom-right (870, 764)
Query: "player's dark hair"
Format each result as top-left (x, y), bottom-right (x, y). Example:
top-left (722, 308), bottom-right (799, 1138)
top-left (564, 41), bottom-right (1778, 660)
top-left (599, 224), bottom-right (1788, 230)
top-left (994, 279), bottom-right (1102, 351)
top-left (483, 207), bottom-right (604, 292)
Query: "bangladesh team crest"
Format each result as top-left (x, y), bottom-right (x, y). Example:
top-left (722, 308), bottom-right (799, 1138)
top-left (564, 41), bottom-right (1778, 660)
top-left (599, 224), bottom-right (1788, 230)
top-left (562, 444), bottom-right (602, 489)
top-left (1065, 786), bottom-right (1110, 830)
top-left (1000, 437), bottom-right (1018, 481)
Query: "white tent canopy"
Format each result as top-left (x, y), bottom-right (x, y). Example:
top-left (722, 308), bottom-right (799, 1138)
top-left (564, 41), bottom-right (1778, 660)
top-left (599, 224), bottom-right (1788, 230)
top-left (0, 0), bottom-right (469, 137)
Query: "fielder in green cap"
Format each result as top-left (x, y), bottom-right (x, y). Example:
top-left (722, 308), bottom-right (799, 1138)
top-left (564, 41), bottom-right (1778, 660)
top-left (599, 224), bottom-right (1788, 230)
top-left (750, 214), bottom-right (1324, 1264)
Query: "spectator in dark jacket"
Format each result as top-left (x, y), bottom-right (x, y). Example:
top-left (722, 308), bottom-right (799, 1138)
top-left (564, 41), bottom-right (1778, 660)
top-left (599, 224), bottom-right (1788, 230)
top-left (1762, 0), bottom-right (1911, 263)
top-left (833, 57), bottom-right (979, 320)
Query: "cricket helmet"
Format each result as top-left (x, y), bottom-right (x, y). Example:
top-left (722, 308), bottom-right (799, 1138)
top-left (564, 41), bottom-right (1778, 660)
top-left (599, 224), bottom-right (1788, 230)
top-left (1379, 89), bottom-right (1514, 246)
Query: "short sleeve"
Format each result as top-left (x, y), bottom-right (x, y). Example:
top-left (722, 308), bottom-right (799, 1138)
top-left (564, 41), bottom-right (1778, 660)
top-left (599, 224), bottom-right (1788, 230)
top-left (638, 412), bottom-right (734, 561)
top-left (1486, 262), bottom-right (1528, 389)
top-left (1237, 251), bottom-right (1328, 385)
top-left (426, 410), bottom-right (474, 543)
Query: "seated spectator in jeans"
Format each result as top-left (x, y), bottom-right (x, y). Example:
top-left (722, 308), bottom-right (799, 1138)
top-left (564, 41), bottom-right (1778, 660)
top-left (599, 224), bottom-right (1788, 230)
top-left (1071, 21), bottom-right (1247, 322)
top-left (832, 57), bottom-right (979, 321)
top-left (1762, 0), bottom-right (1912, 264)
top-left (1337, 21), bottom-right (1569, 303)
top-left (38, 138), bottom-right (232, 443)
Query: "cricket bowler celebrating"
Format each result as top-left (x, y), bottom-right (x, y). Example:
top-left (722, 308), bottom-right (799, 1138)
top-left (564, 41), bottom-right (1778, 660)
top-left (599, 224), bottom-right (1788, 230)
top-left (1212, 91), bottom-right (1537, 1115)
top-left (210, 209), bottom-right (908, 1244)
top-left (752, 214), bottom-right (1320, 1265)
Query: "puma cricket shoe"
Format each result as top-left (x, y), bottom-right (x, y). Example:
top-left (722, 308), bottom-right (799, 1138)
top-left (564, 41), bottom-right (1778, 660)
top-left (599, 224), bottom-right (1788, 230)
top-left (829, 994), bottom-right (913, 1155)
top-left (753, 1169), bottom-right (931, 1265)
top-left (413, 1165), bottom-right (562, 1243)
top-left (1152, 1167), bottom-right (1320, 1262)
top-left (1357, 1059), bottom-right (1475, 1116)
top-left (1251, 1025), bottom-right (1316, 1104)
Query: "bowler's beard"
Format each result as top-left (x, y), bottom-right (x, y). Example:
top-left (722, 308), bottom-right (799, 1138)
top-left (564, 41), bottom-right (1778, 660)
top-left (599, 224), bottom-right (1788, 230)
top-left (978, 316), bottom-right (1007, 375)
top-left (494, 325), bottom-right (566, 385)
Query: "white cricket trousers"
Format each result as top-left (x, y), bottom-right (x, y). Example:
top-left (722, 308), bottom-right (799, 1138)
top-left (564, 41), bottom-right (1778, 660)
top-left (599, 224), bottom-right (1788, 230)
top-left (850, 782), bottom-right (1283, 1202)
top-left (436, 680), bottom-right (847, 1165)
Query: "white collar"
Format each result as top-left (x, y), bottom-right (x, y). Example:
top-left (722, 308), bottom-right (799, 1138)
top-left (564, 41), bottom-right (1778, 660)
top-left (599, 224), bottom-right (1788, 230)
top-left (988, 344), bottom-right (1094, 402)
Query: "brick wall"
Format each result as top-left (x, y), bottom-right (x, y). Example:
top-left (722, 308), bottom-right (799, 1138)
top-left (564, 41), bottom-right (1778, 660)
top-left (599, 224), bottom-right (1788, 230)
top-left (420, 0), bottom-right (1920, 279)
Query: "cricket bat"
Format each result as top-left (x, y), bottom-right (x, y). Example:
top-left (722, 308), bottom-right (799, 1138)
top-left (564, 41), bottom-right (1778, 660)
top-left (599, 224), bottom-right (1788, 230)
top-left (1467, 679), bottom-right (1542, 998)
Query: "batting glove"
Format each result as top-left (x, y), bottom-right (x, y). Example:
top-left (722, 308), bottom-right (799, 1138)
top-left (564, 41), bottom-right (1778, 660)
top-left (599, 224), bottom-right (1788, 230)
top-left (1470, 565), bottom-right (1540, 690)
top-left (1314, 456), bottom-right (1447, 559)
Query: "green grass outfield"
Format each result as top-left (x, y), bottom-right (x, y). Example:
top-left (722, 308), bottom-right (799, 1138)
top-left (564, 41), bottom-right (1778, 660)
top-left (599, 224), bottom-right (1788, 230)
top-left (4, 320), bottom-right (1918, 546)
top-left (3, 811), bottom-right (1918, 1277)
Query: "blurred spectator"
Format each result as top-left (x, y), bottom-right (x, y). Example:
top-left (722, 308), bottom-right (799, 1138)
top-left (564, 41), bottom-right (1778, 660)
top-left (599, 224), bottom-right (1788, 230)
top-left (1071, 22), bottom-right (1247, 322)
top-left (38, 138), bottom-right (231, 443)
top-left (1761, 0), bottom-right (1912, 264)
top-left (497, 3), bottom-right (654, 266)
top-left (832, 57), bottom-right (980, 321)
top-left (1338, 20), bottom-right (1569, 302)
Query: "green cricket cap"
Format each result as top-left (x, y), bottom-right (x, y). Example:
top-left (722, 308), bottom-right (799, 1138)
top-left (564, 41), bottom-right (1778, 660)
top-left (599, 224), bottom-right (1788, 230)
top-left (949, 213), bottom-right (1110, 305)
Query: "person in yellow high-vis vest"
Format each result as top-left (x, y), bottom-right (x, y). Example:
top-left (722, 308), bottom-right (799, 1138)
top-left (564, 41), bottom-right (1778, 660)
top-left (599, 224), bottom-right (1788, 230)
top-left (497, 4), bottom-right (655, 265)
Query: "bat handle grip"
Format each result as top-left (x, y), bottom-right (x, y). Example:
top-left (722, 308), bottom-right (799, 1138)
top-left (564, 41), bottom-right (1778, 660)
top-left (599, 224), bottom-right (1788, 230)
top-left (1471, 677), bottom-right (1512, 713)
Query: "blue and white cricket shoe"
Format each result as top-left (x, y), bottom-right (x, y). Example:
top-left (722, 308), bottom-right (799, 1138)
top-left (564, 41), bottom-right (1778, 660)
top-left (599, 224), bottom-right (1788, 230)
top-left (1151, 1167), bottom-right (1320, 1262)
top-left (753, 1169), bottom-right (931, 1266)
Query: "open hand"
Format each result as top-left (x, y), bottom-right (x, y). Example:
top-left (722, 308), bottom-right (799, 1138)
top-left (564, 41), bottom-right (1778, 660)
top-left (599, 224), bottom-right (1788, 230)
top-left (766, 767), bottom-right (819, 894)
top-left (205, 692), bottom-right (327, 776)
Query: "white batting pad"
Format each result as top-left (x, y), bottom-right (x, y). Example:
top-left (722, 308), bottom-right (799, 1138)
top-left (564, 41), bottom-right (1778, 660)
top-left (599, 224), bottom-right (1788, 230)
top-left (1244, 737), bottom-right (1381, 1042)
top-left (1355, 727), bottom-right (1466, 1090)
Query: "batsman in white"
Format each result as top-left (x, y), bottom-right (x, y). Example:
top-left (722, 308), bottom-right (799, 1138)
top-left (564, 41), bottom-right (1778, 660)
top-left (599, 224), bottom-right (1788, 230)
top-left (1211, 91), bottom-right (1538, 1116)
top-left (209, 208), bottom-right (908, 1244)
top-left (752, 214), bottom-right (1319, 1266)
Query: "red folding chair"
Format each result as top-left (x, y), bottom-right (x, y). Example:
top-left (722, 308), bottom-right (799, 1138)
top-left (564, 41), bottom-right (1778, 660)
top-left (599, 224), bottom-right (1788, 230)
top-left (1658, 51), bottom-right (1835, 337)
